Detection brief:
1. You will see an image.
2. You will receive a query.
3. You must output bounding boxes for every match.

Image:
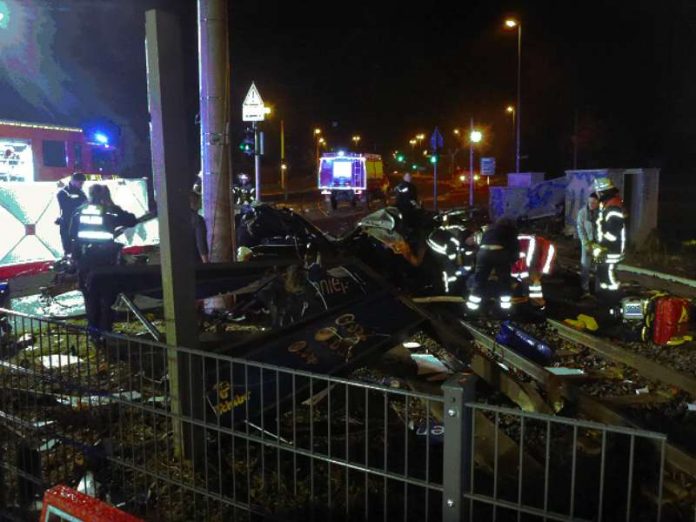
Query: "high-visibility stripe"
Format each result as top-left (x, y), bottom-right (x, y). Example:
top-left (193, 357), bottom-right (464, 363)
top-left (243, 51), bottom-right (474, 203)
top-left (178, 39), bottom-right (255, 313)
top-left (604, 232), bottom-right (617, 241)
top-left (77, 230), bottom-right (114, 241)
top-left (605, 211), bottom-right (624, 220)
top-left (427, 238), bottom-right (448, 255)
top-left (79, 215), bottom-right (104, 225)
top-left (526, 237), bottom-right (536, 263)
top-left (82, 205), bottom-right (102, 216)
top-left (542, 244), bottom-right (555, 274)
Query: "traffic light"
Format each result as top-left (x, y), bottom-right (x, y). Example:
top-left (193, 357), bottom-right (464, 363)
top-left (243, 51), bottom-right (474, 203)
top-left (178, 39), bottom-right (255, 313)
top-left (396, 153), bottom-right (405, 162)
top-left (429, 154), bottom-right (438, 164)
top-left (239, 129), bottom-right (254, 156)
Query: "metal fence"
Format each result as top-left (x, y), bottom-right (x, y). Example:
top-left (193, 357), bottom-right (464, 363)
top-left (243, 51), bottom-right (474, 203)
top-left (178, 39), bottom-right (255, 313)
top-left (0, 309), bottom-right (692, 521)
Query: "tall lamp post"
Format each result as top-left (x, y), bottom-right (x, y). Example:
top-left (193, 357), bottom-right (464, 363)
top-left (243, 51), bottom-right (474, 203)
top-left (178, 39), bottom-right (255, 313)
top-left (469, 118), bottom-right (482, 207)
top-left (506, 105), bottom-right (515, 172)
top-left (505, 18), bottom-right (522, 173)
top-left (314, 128), bottom-right (322, 165)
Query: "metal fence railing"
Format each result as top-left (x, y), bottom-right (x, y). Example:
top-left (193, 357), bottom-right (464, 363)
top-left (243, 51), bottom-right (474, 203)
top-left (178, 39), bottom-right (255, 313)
top-left (1, 309), bottom-right (693, 521)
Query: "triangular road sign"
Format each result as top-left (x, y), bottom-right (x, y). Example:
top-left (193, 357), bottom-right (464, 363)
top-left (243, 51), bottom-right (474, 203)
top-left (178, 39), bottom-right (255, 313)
top-left (243, 82), bottom-right (264, 108)
top-left (243, 82), bottom-right (266, 121)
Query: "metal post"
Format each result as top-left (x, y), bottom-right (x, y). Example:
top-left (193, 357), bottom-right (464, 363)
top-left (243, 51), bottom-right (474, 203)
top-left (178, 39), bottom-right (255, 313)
top-left (254, 121), bottom-right (261, 200)
top-left (433, 155), bottom-right (438, 212)
top-left (442, 372), bottom-right (477, 522)
top-left (281, 119), bottom-right (287, 200)
top-left (515, 24), bottom-right (522, 174)
top-left (469, 117), bottom-right (474, 208)
top-left (198, 0), bottom-right (233, 262)
top-left (573, 108), bottom-right (578, 169)
top-left (145, 9), bottom-right (201, 457)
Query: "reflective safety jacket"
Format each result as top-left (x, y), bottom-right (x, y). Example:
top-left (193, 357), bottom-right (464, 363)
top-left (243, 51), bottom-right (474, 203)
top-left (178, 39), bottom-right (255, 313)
top-left (596, 196), bottom-right (625, 264)
top-left (426, 225), bottom-right (477, 292)
top-left (511, 234), bottom-right (557, 279)
top-left (233, 184), bottom-right (256, 208)
top-left (71, 204), bottom-right (137, 250)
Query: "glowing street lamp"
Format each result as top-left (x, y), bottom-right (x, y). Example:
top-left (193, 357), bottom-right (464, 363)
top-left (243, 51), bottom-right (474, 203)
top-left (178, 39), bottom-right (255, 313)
top-left (314, 128), bottom-right (322, 136)
top-left (504, 17), bottom-right (522, 172)
top-left (352, 135), bottom-right (361, 146)
top-left (468, 119), bottom-right (483, 206)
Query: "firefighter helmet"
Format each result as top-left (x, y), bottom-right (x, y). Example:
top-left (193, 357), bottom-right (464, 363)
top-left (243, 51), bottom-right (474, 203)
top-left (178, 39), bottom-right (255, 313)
top-left (593, 177), bottom-right (616, 193)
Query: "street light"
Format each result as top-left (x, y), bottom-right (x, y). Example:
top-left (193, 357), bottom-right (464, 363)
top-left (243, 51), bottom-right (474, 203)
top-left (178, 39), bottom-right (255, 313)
top-left (506, 105), bottom-right (515, 169)
top-left (314, 128), bottom-right (322, 135)
top-left (504, 17), bottom-right (522, 173)
top-left (468, 118), bottom-right (483, 207)
top-left (352, 135), bottom-right (361, 147)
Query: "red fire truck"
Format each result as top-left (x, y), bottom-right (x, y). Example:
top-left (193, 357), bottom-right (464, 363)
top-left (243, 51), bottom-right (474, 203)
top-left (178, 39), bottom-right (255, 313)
top-left (0, 119), bottom-right (119, 182)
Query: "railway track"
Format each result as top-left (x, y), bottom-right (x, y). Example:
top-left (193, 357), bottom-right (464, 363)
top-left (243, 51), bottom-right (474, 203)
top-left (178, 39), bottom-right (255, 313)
top-left (446, 314), bottom-right (696, 481)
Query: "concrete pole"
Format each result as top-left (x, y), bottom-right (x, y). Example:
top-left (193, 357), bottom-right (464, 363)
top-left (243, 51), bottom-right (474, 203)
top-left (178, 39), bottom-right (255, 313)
top-left (145, 9), bottom-right (201, 458)
top-left (198, 0), bottom-right (233, 262)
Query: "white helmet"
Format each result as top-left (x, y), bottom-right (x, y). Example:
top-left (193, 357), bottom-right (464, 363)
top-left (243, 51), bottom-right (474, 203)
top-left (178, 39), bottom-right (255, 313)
top-left (593, 177), bottom-right (615, 193)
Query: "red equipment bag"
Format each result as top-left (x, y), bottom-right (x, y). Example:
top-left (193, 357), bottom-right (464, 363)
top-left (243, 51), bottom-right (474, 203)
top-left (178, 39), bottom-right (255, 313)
top-left (650, 297), bottom-right (691, 345)
top-left (39, 484), bottom-right (143, 522)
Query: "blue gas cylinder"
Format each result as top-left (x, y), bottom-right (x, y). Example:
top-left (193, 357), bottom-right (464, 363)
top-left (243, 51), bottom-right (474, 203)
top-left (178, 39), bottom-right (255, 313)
top-left (495, 320), bottom-right (554, 365)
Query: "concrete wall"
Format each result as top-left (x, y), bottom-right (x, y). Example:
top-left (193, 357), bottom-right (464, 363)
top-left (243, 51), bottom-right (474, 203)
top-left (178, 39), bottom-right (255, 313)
top-left (489, 177), bottom-right (567, 221)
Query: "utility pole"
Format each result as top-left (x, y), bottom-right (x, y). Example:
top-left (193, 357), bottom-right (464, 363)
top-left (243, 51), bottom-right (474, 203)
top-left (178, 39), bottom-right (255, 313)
top-left (198, 0), bottom-right (233, 262)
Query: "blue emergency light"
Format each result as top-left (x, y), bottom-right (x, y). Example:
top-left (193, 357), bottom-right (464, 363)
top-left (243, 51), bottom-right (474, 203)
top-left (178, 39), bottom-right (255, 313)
top-left (93, 132), bottom-right (109, 145)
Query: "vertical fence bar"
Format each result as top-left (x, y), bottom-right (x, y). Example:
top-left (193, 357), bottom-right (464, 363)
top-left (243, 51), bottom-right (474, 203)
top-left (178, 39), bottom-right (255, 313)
top-left (598, 430), bottom-right (606, 522)
top-left (442, 373), bottom-right (476, 522)
top-left (543, 420), bottom-right (551, 521)
top-left (403, 396), bottom-right (409, 522)
top-left (625, 434), bottom-right (635, 522)
top-left (656, 438), bottom-right (665, 522)
top-left (383, 391), bottom-right (388, 522)
top-left (570, 425), bottom-right (578, 518)
top-left (516, 414), bottom-right (525, 522)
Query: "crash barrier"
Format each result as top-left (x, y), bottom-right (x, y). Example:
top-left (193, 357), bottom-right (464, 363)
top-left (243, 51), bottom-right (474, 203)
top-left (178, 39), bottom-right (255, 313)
top-left (0, 309), bottom-right (691, 521)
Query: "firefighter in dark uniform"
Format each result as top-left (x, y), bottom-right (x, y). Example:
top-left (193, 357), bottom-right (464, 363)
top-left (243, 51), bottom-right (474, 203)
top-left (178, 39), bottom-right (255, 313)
top-left (591, 177), bottom-right (626, 298)
top-left (55, 172), bottom-right (87, 256)
top-left (394, 172), bottom-right (419, 222)
top-left (70, 184), bottom-right (137, 332)
top-left (233, 173), bottom-right (256, 214)
top-left (466, 217), bottom-right (519, 313)
top-left (426, 214), bottom-right (478, 294)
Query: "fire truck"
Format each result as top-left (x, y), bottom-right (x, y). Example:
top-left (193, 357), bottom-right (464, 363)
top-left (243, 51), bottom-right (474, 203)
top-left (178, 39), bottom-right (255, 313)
top-left (318, 152), bottom-right (385, 209)
top-left (0, 119), bottom-right (119, 182)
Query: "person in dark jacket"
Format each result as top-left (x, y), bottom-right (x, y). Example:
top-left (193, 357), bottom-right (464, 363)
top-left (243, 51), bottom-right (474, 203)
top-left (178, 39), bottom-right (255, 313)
top-left (190, 191), bottom-right (209, 263)
top-left (56, 172), bottom-right (87, 256)
top-left (70, 184), bottom-right (137, 332)
top-left (465, 217), bottom-right (519, 313)
top-left (394, 172), bottom-right (419, 218)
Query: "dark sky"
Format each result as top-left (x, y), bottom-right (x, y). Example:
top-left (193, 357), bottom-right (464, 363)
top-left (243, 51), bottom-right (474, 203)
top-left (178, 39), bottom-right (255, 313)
top-left (0, 0), bottom-right (694, 187)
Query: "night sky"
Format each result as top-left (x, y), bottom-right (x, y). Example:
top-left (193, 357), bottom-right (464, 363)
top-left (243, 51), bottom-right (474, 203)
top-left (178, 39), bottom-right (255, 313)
top-left (0, 1), bottom-right (695, 200)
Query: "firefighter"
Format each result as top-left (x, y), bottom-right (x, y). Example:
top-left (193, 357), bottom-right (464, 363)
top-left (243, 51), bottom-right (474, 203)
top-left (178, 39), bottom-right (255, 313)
top-left (70, 184), bottom-right (137, 332)
top-left (394, 172), bottom-right (419, 219)
top-left (591, 177), bottom-right (626, 296)
top-left (426, 215), bottom-right (478, 294)
top-left (55, 172), bottom-right (87, 256)
top-left (466, 217), bottom-right (519, 313)
top-left (233, 173), bottom-right (256, 214)
top-left (512, 234), bottom-right (556, 307)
